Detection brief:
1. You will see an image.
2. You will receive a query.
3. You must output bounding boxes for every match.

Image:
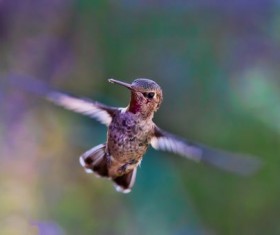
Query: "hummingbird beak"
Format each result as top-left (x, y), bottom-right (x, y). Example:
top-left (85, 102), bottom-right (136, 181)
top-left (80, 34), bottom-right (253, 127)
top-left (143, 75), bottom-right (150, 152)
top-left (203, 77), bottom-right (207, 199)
top-left (108, 79), bottom-right (133, 90)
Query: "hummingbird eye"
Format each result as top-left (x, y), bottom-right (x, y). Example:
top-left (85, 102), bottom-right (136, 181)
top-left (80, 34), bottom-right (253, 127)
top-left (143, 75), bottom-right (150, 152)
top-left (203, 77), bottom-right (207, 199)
top-left (143, 92), bottom-right (155, 99)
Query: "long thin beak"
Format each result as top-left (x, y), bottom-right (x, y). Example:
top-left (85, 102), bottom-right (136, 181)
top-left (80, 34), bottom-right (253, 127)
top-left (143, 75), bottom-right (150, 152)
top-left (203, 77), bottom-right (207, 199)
top-left (108, 78), bottom-right (133, 90)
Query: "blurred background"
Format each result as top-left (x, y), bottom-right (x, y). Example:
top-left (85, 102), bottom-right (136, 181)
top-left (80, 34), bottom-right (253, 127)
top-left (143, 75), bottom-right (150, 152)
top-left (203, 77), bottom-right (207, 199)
top-left (0, 0), bottom-right (279, 234)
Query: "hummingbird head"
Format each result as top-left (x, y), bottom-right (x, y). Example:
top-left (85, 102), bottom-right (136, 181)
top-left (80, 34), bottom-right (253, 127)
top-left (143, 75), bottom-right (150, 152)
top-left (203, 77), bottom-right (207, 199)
top-left (108, 78), bottom-right (163, 119)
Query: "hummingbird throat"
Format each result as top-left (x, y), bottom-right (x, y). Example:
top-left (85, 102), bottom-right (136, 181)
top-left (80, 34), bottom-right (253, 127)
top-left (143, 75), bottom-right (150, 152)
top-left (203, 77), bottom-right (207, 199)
top-left (128, 93), bottom-right (154, 119)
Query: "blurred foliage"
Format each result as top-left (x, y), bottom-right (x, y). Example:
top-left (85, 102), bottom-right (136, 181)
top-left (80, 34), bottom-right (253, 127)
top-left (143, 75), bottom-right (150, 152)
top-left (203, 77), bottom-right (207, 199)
top-left (1, 1), bottom-right (280, 235)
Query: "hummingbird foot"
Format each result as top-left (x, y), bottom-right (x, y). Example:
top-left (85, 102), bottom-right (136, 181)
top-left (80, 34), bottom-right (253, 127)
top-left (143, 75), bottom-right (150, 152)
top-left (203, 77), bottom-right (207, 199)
top-left (117, 159), bottom-right (140, 175)
top-left (117, 164), bottom-right (129, 175)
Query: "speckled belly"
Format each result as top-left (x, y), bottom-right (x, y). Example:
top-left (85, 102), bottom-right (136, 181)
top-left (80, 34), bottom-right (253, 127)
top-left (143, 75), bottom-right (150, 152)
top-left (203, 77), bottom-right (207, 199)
top-left (106, 113), bottom-right (152, 176)
top-left (107, 125), bottom-right (149, 162)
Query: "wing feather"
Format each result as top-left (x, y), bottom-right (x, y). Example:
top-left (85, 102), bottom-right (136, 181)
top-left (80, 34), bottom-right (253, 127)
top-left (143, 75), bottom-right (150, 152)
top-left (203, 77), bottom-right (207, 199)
top-left (151, 126), bottom-right (261, 175)
top-left (46, 91), bottom-right (116, 125)
top-left (9, 75), bottom-right (117, 126)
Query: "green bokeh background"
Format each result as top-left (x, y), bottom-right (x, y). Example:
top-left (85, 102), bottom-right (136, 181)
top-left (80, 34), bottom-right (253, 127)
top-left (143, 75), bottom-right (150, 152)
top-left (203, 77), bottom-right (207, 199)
top-left (1, 1), bottom-right (280, 234)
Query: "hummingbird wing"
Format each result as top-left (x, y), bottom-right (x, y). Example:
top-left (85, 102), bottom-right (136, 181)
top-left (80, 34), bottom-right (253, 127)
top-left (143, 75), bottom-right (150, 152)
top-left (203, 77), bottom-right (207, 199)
top-left (151, 126), bottom-right (261, 175)
top-left (46, 92), bottom-right (115, 126)
top-left (9, 75), bottom-right (117, 126)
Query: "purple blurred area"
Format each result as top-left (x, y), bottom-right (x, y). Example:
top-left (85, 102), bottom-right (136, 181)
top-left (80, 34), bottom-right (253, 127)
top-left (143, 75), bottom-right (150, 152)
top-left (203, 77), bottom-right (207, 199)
top-left (1, 1), bottom-right (280, 235)
top-left (32, 221), bottom-right (65, 235)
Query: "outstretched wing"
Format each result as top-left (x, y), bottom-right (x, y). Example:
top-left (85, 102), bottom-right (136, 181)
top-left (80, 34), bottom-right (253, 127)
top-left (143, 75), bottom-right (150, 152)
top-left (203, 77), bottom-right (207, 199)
top-left (46, 91), bottom-right (115, 126)
top-left (9, 75), bottom-right (117, 126)
top-left (151, 125), bottom-right (261, 175)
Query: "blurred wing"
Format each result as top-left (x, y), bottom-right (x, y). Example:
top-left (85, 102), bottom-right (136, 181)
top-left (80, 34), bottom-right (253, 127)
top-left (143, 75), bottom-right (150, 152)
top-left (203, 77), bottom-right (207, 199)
top-left (9, 75), bottom-right (116, 126)
top-left (151, 126), bottom-right (261, 175)
top-left (46, 92), bottom-right (116, 126)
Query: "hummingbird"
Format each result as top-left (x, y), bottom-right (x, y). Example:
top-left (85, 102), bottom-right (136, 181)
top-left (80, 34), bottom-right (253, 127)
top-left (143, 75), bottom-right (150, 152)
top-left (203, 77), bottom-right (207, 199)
top-left (11, 77), bottom-right (261, 193)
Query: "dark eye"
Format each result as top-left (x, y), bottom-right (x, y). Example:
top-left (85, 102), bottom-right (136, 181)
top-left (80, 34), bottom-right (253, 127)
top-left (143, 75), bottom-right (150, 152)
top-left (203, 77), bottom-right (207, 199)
top-left (143, 92), bottom-right (155, 99)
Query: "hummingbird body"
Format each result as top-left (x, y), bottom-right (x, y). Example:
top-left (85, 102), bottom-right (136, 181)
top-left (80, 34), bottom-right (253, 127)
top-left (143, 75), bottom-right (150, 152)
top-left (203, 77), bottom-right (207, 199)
top-left (107, 110), bottom-right (153, 175)
top-left (12, 76), bottom-right (261, 193)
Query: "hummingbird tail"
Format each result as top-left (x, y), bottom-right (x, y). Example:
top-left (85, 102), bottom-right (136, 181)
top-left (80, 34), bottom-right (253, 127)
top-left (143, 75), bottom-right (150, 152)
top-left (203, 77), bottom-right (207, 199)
top-left (113, 168), bottom-right (137, 194)
top-left (79, 144), bottom-right (109, 177)
top-left (80, 144), bottom-right (137, 193)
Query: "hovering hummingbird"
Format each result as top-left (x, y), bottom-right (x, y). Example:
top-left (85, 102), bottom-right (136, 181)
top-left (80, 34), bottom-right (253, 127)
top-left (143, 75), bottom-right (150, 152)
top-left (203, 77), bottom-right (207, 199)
top-left (11, 77), bottom-right (261, 193)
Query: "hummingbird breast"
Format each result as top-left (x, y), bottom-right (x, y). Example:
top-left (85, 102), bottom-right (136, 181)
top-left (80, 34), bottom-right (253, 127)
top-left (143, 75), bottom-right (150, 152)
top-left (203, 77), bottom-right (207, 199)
top-left (106, 110), bottom-right (153, 175)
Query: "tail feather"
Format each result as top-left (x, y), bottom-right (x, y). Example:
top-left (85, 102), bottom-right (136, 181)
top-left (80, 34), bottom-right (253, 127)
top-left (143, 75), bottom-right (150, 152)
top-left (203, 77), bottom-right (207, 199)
top-left (80, 143), bottom-right (138, 193)
top-left (113, 168), bottom-right (137, 194)
top-left (79, 144), bottom-right (109, 177)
